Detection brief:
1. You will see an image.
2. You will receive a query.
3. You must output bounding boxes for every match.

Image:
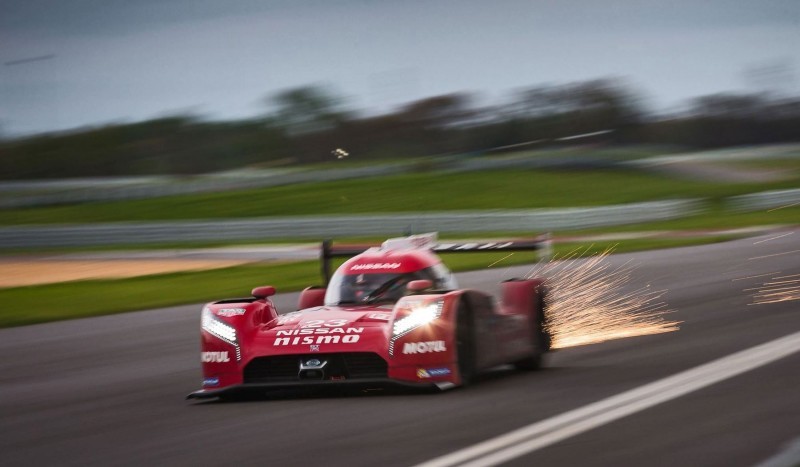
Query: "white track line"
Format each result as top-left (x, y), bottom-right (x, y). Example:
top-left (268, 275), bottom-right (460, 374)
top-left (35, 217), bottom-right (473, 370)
top-left (415, 330), bottom-right (800, 467)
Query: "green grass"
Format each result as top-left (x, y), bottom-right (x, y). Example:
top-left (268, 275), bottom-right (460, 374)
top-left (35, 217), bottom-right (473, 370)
top-left (728, 158), bottom-right (800, 172)
top-left (0, 235), bottom-right (738, 327)
top-left (294, 158), bottom-right (417, 170)
top-left (2, 168), bottom-right (799, 225)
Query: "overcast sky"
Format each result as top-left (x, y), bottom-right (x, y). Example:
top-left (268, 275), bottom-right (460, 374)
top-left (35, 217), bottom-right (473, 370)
top-left (2, 0), bottom-right (799, 136)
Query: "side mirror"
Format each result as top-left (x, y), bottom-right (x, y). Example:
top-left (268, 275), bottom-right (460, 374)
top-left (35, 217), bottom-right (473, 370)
top-left (298, 286), bottom-right (326, 310)
top-left (407, 280), bottom-right (433, 293)
top-left (251, 286), bottom-right (276, 299)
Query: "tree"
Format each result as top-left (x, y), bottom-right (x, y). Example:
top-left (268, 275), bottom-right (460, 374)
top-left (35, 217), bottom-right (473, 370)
top-left (268, 85), bottom-right (350, 136)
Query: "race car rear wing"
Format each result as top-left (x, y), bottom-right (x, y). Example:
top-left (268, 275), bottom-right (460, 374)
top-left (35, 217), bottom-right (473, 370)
top-left (320, 233), bottom-right (552, 285)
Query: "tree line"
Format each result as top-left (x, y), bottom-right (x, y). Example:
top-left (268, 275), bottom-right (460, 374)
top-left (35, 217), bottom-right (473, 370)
top-left (1, 77), bottom-right (799, 179)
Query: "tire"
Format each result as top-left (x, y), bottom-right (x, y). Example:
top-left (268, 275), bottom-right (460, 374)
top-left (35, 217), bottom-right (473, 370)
top-left (538, 292), bottom-right (551, 352)
top-left (455, 300), bottom-right (476, 386)
top-left (514, 292), bottom-right (548, 371)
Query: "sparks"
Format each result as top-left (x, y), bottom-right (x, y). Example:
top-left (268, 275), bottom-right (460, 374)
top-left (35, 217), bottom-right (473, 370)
top-left (731, 271), bottom-right (780, 282)
top-left (487, 253), bottom-right (514, 268)
top-left (528, 246), bottom-right (680, 349)
top-left (767, 201), bottom-right (800, 212)
top-left (749, 273), bottom-right (800, 305)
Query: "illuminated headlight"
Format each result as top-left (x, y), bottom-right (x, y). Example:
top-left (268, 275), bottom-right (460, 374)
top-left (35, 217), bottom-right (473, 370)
top-left (202, 307), bottom-right (237, 344)
top-left (392, 301), bottom-right (443, 336)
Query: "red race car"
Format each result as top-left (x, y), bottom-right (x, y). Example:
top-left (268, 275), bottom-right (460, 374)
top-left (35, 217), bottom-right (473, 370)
top-left (187, 233), bottom-right (552, 400)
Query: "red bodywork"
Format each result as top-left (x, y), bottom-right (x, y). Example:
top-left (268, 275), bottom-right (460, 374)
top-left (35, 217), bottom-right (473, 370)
top-left (188, 235), bottom-right (550, 399)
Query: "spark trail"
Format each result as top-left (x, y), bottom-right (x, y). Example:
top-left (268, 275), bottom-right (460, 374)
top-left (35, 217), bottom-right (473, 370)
top-left (527, 247), bottom-right (680, 349)
top-left (744, 229), bottom-right (800, 305)
top-left (749, 273), bottom-right (800, 305)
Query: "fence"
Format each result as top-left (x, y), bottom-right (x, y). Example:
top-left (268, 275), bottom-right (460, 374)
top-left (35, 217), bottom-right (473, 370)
top-left (727, 189), bottom-right (800, 212)
top-left (0, 164), bottom-right (410, 209)
top-left (0, 199), bottom-right (703, 248)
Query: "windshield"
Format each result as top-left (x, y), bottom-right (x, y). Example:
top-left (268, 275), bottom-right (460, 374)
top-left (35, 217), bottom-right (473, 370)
top-left (324, 265), bottom-right (458, 306)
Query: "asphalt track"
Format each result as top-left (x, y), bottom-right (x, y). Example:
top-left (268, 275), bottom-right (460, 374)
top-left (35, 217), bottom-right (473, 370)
top-left (2, 231), bottom-right (799, 467)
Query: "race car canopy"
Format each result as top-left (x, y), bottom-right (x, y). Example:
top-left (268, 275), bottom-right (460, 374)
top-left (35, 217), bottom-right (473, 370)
top-left (320, 232), bottom-right (551, 284)
top-left (381, 232), bottom-right (438, 251)
top-left (341, 249), bottom-right (439, 275)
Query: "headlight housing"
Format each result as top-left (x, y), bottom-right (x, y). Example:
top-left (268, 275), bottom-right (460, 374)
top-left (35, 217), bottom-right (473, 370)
top-left (201, 307), bottom-right (241, 361)
top-left (392, 302), bottom-right (443, 336)
top-left (389, 300), bottom-right (444, 356)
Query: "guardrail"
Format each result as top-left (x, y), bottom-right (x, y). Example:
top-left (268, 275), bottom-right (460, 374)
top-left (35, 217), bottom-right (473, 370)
top-left (727, 189), bottom-right (800, 212)
top-left (0, 199), bottom-right (703, 248)
top-left (0, 164), bottom-right (411, 209)
top-left (0, 157), bottom-right (637, 209)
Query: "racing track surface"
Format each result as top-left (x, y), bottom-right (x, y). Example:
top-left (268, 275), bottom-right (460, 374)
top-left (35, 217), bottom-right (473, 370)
top-left (2, 231), bottom-right (799, 467)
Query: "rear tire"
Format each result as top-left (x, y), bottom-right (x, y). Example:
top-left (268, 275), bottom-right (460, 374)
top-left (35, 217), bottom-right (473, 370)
top-left (514, 353), bottom-right (542, 370)
top-left (514, 292), bottom-right (548, 371)
top-left (538, 291), bottom-right (551, 352)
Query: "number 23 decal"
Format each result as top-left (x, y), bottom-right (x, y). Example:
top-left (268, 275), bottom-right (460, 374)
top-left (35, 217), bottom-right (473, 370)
top-left (301, 319), bottom-right (348, 328)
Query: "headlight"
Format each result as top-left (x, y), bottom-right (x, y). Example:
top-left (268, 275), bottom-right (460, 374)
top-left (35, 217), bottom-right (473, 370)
top-left (202, 307), bottom-right (237, 345)
top-left (392, 301), bottom-right (443, 337)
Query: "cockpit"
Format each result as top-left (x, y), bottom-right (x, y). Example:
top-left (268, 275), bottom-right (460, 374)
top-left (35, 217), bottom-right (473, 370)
top-left (324, 263), bottom-right (457, 306)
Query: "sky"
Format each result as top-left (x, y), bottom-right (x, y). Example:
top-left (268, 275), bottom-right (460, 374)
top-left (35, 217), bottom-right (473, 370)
top-left (2, 0), bottom-right (799, 136)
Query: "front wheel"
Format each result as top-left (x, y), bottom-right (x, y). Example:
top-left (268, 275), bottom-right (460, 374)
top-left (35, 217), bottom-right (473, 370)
top-left (456, 301), bottom-right (476, 385)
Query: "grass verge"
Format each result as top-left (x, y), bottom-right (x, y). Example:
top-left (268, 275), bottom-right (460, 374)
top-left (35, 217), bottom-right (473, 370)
top-left (2, 168), bottom-right (799, 225)
top-left (1, 235), bottom-right (737, 328)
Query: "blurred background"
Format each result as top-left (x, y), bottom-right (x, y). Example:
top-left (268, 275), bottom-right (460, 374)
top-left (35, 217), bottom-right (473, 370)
top-left (2, 0), bottom-right (799, 305)
top-left (1, 0), bottom-right (799, 176)
top-left (1, 0), bottom-right (799, 288)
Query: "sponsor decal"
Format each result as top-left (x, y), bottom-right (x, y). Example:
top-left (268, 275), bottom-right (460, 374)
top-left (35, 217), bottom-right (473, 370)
top-left (216, 308), bottom-right (246, 317)
top-left (273, 327), bottom-right (364, 346)
top-left (310, 345), bottom-right (320, 352)
top-left (301, 319), bottom-right (348, 328)
top-left (417, 367), bottom-right (451, 379)
top-left (276, 327), bottom-right (364, 335)
top-left (274, 335), bottom-right (361, 346)
top-left (275, 311), bottom-right (302, 326)
top-left (203, 377), bottom-right (220, 387)
top-left (402, 340), bottom-right (447, 354)
top-left (350, 262), bottom-right (402, 271)
top-left (201, 351), bottom-right (231, 363)
top-left (367, 313), bottom-right (391, 321)
top-left (399, 299), bottom-right (424, 309)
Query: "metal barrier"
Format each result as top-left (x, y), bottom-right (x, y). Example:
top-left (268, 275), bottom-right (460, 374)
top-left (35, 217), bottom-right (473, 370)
top-left (728, 189), bottom-right (800, 212)
top-left (0, 164), bottom-right (411, 209)
top-left (0, 200), bottom-right (703, 248)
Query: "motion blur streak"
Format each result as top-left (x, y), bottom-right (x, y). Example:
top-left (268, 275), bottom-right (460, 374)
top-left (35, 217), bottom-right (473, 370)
top-left (753, 232), bottom-right (793, 244)
top-left (748, 249), bottom-right (800, 261)
top-left (527, 247), bottom-right (679, 349)
top-left (767, 202), bottom-right (800, 212)
top-left (749, 273), bottom-right (800, 305)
